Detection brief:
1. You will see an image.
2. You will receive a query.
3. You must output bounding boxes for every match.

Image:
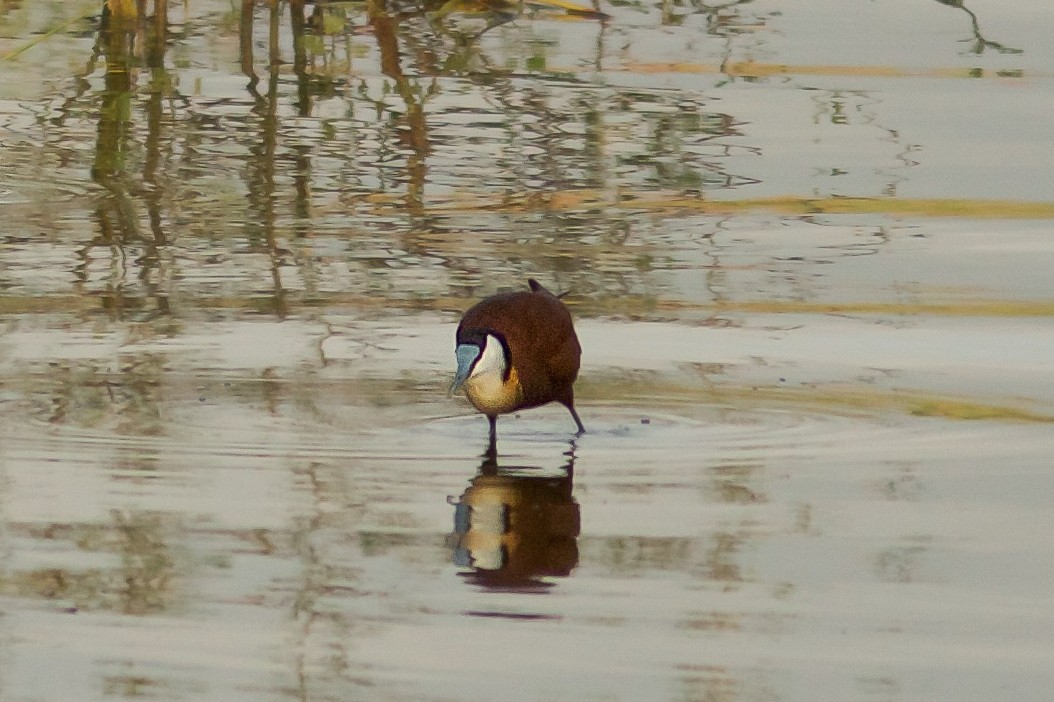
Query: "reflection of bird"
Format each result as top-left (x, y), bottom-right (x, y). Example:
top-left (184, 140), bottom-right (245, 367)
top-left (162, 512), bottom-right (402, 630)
top-left (449, 450), bottom-right (579, 589)
top-left (451, 279), bottom-right (584, 450)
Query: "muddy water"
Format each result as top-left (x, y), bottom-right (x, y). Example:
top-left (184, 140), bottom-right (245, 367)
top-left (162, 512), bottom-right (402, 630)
top-left (2, 1), bottom-right (1054, 700)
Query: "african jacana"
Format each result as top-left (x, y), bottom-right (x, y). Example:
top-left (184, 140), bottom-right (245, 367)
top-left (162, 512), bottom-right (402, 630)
top-left (451, 279), bottom-right (584, 448)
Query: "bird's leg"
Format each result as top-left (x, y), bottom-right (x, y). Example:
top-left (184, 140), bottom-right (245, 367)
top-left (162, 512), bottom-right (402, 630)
top-left (566, 405), bottom-right (586, 436)
top-left (562, 440), bottom-right (577, 486)
top-left (479, 447), bottom-right (499, 475)
top-left (486, 414), bottom-right (498, 455)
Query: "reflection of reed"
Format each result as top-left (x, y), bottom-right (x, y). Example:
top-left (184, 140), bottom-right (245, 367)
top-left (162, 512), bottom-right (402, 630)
top-left (662, 0), bottom-right (756, 27)
top-left (92, 3), bottom-right (140, 240)
top-left (449, 449), bottom-right (579, 589)
top-left (4, 511), bottom-right (175, 615)
top-left (39, 4), bottom-right (176, 434)
top-left (229, 0), bottom-right (749, 309)
top-left (86, 0), bottom-right (172, 320)
top-left (20, 0), bottom-right (765, 317)
top-left (240, 3), bottom-right (288, 317)
top-left (369, 0), bottom-right (433, 216)
top-left (141, 1), bottom-right (171, 315)
top-left (934, 0), bottom-right (1023, 55)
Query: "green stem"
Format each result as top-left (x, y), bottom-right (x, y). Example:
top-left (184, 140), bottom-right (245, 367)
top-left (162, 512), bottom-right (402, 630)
top-left (2, 9), bottom-right (98, 62)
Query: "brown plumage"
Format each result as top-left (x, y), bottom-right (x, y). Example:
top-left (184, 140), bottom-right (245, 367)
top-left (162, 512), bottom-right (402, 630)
top-left (451, 279), bottom-right (584, 448)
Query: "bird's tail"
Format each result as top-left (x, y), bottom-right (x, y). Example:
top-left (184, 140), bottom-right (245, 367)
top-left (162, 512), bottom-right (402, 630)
top-left (528, 278), bottom-right (571, 298)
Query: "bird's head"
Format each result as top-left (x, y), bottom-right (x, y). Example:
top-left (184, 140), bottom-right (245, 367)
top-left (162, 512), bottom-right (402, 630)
top-left (451, 331), bottom-right (509, 394)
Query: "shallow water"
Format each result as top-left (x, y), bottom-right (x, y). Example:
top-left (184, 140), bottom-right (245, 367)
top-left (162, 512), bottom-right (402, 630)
top-left (1, 0), bottom-right (1053, 700)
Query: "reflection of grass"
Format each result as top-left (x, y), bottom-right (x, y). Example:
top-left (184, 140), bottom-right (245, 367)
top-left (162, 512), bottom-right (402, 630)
top-left (582, 376), bottom-right (1054, 423)
top-left (699, 196), bottom-right (1054, 219)
top-left (702, 300), bottom-right (1054, 318)
top-left (571, 297), bottom-right (1054, 318)
top-left (785, 388), bottom-right (1054, 423)
top-left (1, 8), bottom-right (98, 62)
top-left (621, 194), bottom-right (1054, 220)
top-left (3, 294), bottom-right (1054, 318)
top-left (906, 399), bottom-right (1046, 421)
top-left (620, 60), bottom-right (1033, 81)
top-left (354, 190), bottom-right (1054, 219)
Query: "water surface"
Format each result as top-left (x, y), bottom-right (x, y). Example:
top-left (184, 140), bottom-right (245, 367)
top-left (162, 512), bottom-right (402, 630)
top-left (1, 1), bottom-right (1053, 700)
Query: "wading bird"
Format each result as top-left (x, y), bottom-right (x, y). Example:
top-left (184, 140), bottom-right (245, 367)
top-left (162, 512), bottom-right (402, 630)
top-left (451, 279), bottom-right (584, 450)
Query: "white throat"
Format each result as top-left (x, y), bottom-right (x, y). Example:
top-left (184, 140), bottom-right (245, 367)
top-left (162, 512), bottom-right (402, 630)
top-left (462, 334), bottom-right (520, 415)
top-left (470, 334), bottom-right (507, 380)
